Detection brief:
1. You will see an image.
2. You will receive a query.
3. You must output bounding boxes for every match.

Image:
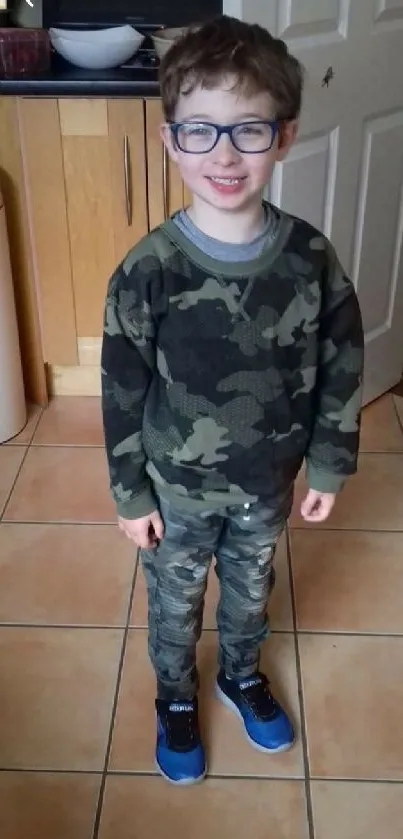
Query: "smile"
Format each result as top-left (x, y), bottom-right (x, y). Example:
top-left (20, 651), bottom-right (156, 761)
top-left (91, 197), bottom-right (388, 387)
top-left (208, 176), bottom-right (246, 184)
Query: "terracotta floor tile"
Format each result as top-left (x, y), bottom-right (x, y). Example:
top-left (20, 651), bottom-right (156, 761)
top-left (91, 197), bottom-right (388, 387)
top-left (4, 447), bottom-right (115, 523)
top-left (0, 446), bottom-right (25, 516)
top-left (0, 523), bottom-right (136, 626)
top-left (5, 403), bottom-right (43, 446)
top-left (299, 634), bottom-right (403, 779)
top-left (0, 627), bottom-right (122, 769)
top-left (0, 771), bottom-right (100, 839)
top-left (109, 630), bottom-right (303, 778)
top-left (99, 776), bottom-right (309, 839)
top-left (131, 532), bottom-right (293, 631)
top-left (311, 780), bottom-right (403, 839)
top-left (360, 394), bottom-right (403, 451)
top-left (394, 394), bottom-right (403, 423)
top-left (291, 454), bottom-right (403, 531)
top-left (290, 530), bottom-right (403, 633)
top-left (33, 396), bottom-right (104, 446)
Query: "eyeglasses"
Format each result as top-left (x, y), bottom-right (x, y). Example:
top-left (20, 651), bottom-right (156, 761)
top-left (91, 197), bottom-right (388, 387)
top-left (168, 120), bottom-right (279, 154)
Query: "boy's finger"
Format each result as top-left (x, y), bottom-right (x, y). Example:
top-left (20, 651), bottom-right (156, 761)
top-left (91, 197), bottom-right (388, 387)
top-left (151, 512), bottom-right (164, 541)
top-left (300, 490), bottom-right (319, 518)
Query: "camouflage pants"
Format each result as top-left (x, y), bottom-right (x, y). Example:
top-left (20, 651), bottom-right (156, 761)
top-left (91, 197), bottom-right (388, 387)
top-left (141, 491), bottom-right (293, 700)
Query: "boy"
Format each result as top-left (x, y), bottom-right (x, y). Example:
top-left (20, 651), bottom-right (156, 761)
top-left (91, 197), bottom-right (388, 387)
top-left (101, 15), bottom-right (363, 785)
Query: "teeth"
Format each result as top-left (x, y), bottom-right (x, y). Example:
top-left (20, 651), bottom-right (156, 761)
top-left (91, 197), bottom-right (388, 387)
top-left (210, 177), bottom-right (241, 184)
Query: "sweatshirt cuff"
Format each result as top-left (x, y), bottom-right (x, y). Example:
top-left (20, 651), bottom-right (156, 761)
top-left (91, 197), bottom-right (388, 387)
top-left (305, 461), bottom-right (347, 494)
top-left (115, 485), bottom-right (157, 519)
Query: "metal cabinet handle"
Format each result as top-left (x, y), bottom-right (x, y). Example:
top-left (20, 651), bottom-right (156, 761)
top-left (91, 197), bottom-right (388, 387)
top-left (124, 135), bottom-right (132, 226)
top-left (162, 144), bottom-right (169, 219)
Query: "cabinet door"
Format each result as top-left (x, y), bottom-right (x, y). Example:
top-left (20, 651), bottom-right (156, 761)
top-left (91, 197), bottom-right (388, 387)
top-left (145, 99), bottom-right (188, 229)
top-left (18, 98), bottom-right (148, 366)
top-left (0, 97), bottom-right (47, 404)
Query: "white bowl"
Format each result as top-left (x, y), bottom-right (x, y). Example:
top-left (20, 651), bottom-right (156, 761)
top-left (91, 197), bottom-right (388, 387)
top-left (49, 25), bottom-right (144, 69)
top-left (151, 27), bottom-right (186, 60)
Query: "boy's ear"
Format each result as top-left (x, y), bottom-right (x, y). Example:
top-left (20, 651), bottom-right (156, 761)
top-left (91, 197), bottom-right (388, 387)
top-left (276, 119), bottom-right (299, 161)
top-left (160, 123), bottom-right (179, 162)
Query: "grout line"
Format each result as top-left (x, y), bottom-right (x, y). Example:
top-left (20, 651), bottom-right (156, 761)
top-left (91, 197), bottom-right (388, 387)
top-left (1, 519), bottom-right (117, 526)
top-left (0, 767), bottom-right (104, 775)
top-left (0, 521), bottom-right (115, 527)
top-left (2, 523), bottom-right (403, 533)
top-left (289, 526), bottom-right (403, 534)
top-left (285, 525), bottom-right (315, 839)
top-left (392, 395), bottom-right (403, 435)
top-left (105, 770), bottom-right (403, 784)
top-left (358, 448), bottom-right (403, 454)
top-left (127, 624), bottom-right (222, 632)
top-left (106, 769), bottom-right (305, 781)
top-left (13, 440), bottom-right (403, 453)
top-left (357, 451), bottom-right (403, 456)
top-left (309, 775), bottom-right (403, 785)
top-left (0, 447), bottom-right (31, 524)
top-left (0, 623), bottom-right (293, 634)
top-left (0, 623), bottom-right (401, 639)
top-left (30, 443), bottom-right (105, 448)
top-left (362, 444), bottom-right (403, 452)
top-left (92, 554), bottom-right (139, 839)
top-left (1, 765), bottom-right (402, 785)
top-left (4, 406), bottom-right (45, 447)
top-left (296, 630), bottom-right (403, 639)
top-left (0, 623), bottom-right (130, 630)
top-left (126, 552), bottom-right (139, 632)
top-left (27, 406), bottom-right (46, 444)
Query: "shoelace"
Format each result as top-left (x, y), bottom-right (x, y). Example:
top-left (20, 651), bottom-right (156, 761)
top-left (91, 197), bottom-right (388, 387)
top-left (239, 675), bottom-right (278, 721)
top-left (159, 702), bottom-right (199, 751)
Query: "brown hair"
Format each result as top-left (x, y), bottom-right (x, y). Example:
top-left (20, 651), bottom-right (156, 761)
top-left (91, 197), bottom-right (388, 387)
top-left (159, 15), bottom-right (304, 122)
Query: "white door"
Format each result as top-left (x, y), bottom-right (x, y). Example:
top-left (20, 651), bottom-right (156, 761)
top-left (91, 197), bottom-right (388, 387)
top-left (224, 0), bottom-right (403, 404)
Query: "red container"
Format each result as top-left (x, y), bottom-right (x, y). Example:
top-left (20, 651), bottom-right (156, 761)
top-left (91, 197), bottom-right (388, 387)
top-left (0, 28), bottom-right (50, 78)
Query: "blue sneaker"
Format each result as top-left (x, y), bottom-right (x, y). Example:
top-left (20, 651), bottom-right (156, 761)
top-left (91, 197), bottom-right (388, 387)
top-left (155, 698), bottom-right (206, 785)
top-left (216, 670), bottom-right (294, 753)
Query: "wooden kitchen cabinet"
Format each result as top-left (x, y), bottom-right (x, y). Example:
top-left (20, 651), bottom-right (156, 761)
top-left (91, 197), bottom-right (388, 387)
top-left (0, 94), bottom-right (191, 400)
top-left (0, 97), bottom-right (47, 404)
top-left (18, 97), bottom-right (148, 369)
top-left (145, 99), bottom-right (190, 228)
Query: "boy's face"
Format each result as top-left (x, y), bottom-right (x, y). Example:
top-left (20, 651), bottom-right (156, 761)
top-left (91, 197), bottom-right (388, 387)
top-left (162, 78), bottom-right (298, 217)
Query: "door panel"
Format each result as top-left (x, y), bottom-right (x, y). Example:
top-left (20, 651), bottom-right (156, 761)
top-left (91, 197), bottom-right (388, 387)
top-left (236, 0), bottom-right (403, 402)
top-left (62, 130), bottom-right (115, 338)
top-left (277, 0), bottom-right (341, 40)
top-left (145, 99), bottom-right (187, 229)
top-left (374, 0), bottom-right (403, 27)
top-left (0, 98), bottom-right (48, 403)
top-left (18, 97), bottom-right (148, 370)
top-left (18, 98), bottom-right (78, 366)
top-left (108, 99), bottom-right (149, 264)
top-left (60, 98), bottom-right (148, 338)
top-left (271, 130), bottom-right (338, 234)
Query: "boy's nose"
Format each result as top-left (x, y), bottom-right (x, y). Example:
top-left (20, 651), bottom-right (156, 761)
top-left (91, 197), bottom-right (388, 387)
top-left (211, 133), bottom-right (241, 165)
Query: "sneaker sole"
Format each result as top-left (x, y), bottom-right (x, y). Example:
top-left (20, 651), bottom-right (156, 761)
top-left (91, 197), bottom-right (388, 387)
top-left (155, 758), bottom-right (207, 786)
top-left (215, 683), bottom-right (294, 755)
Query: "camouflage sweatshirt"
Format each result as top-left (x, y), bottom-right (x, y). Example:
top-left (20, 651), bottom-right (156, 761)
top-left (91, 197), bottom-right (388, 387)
top-left (101, 205), bottom-right (363, 519)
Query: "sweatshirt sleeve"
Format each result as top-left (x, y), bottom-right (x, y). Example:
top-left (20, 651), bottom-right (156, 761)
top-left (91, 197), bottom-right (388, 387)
top-left (101, 252), bottom-right (158, 520)
top-left (305, 242), bottom-right (364, 494)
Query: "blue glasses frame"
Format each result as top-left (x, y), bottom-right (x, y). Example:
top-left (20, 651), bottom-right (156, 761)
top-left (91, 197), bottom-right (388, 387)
top-left (168, 120), bottom-right (279, 154)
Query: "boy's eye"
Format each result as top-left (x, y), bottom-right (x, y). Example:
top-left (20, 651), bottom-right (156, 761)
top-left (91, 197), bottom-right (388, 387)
top-left (238, 123), bottom-right (265, 135)
top-left (182, 124), bottom-right (212, 137)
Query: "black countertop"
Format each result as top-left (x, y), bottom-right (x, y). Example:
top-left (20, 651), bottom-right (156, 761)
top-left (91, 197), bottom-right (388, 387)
top-left (0, 52), bottom-right (160, 97)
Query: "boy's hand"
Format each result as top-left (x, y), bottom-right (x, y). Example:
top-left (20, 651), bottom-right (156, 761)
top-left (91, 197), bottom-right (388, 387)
top-left (118, 511), bottom-right (164, 549)
top-left (300, 489), bottom-right (336, 523)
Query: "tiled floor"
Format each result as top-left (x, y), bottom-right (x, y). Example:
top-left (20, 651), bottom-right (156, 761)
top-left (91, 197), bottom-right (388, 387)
top-left (1, 392), bottom-right (403, 838)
